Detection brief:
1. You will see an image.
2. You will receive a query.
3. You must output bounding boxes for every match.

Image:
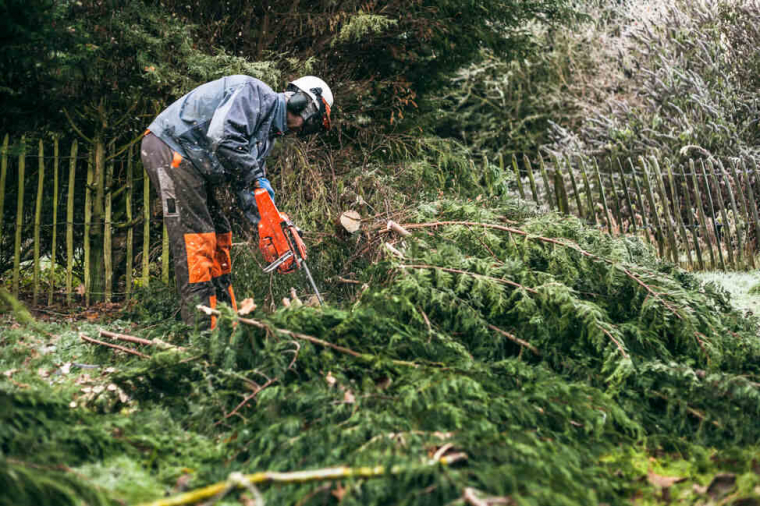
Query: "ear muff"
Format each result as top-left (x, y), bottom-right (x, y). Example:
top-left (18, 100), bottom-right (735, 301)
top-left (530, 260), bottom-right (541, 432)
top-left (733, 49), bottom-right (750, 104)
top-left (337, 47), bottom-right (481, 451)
top-left (287, 91), bottom-right (311, 115)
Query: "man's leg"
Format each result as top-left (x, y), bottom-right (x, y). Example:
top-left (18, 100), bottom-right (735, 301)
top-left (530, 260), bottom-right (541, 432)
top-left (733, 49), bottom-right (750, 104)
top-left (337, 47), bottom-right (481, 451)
top-left (140, 133), bottom-right (219, 328)
top-left (209, 191), bottom-right (237, 312)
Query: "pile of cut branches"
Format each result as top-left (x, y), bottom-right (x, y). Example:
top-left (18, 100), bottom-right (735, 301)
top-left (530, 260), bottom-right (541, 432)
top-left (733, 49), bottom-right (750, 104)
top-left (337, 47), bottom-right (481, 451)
top-left (6, 197), bottom-right (758, 506)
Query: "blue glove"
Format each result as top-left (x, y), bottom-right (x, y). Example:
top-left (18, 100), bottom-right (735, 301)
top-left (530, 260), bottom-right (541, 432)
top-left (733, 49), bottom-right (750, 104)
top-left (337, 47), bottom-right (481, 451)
top-left (256, 177), bottom-right (275, 204)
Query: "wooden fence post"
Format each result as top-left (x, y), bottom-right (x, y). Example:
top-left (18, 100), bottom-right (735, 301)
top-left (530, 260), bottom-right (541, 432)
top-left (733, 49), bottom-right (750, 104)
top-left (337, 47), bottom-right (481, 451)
top-left (554, 157), bottom-right (570, 214)
top-left (605, 159), bottom-right (624, 235)
top-left (104, 141), bottom-right (114, 303)
top-left (33, 139), bottom-right (45, 305)
top-left (592, 157), bottom-right (613, 234)
top-left (162, 223), bottom-right (170, 285)
top-left (510, 154), bottom-right (526, 200)
top-left (48, 136), bottom-right (59, 305)
top-left (747, 159), bottom-right (760, 262)
top-left (650, 157), bottom-right (680, 265)
top-left (716, 159), bottom-right (743, 269)
top-left (690, 159), bottom-right (716, 270)
top-left (730, 159), bottom-right (753, 267)
top-left (66, 140), bottom-right (78, 305)
top-left (125, 144), bottom-right (134, 301)
top-left (679, 163), bottom-right (704, 270)
top-left (12, 136), bottom-right (25, 297)
top-left (84, 150), bottom-right (93, 306)
top-left (578, 156), bottom-right (597, 226)
top-left (664, 159), bottom-right (693, 270)
top-left (699, 160), bottom-right (726, 270)
top-left (522, 154), bottom-right (539, 204)
top-left (707, 159), bottom-right (735, 269)
top-left (142, 166), bottom-right (150, 287)
top-left (564, 156), bottom-right (584, 218)
top-left (538, 155), bottom-right (555, 211)
top-left (638, 157), bottom-right (665, 257)
top-left (627, 158), bottom-right (652, 245)
top-left (615, 158), bottom-right (637, 236)
top-left (0, 134), bottom-right (8, 245)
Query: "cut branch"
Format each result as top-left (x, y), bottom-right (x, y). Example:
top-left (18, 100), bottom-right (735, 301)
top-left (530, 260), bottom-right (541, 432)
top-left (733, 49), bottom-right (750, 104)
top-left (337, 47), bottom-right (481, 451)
top-left (399, 264), bottom-right (538, 294)
top-left (134, 454), bottom-right (467, 506)
top-left (197, 305), bottom-right (419, 368)
top-left (80, 333), bottom-right (149, 358)
top-left (487, 324), bottom-right (540, 356)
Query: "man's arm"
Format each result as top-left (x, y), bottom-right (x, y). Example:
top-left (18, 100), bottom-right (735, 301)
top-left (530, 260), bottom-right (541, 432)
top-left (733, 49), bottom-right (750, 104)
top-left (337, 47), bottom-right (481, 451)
top-left (207, 81), bottom-right (277, 188)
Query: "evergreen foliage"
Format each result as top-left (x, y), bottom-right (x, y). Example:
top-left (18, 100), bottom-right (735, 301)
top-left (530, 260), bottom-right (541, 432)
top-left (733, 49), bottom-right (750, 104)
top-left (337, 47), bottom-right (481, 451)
top-left (4, 196), bottom-right (760, 505)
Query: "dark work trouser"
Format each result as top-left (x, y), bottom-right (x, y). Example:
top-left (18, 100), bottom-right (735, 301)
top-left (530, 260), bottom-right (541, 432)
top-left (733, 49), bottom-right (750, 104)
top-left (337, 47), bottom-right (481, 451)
top-left (140, 133), bottom-right (237, 328)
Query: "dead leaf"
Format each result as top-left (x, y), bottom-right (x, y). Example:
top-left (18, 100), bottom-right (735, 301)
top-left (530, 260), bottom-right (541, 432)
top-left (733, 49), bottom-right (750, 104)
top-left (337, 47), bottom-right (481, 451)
top-left (331, 483), bottom-right (348, 502)
top-left (238, 298), bottom-right (257, 316)
top-left (343, 390), bottom-right (355, 404)
top-left (325, 371), bottom-right (336, 387)
top-left (60, 362), bottom-right (72, 375)
top-left (75, 284), bottom-right (86, 296)
top-left (38, 368), bottom-right (50, 379)
top-left (339, 210), bottom-right (361, 234)
top-left (647, 471), bottom-right (685, 488)
top-left (3, 369), bottom-right (17, 378)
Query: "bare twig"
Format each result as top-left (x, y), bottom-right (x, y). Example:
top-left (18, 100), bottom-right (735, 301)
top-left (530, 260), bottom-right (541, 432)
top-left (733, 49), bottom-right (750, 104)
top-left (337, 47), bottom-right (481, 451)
top-left (79, 333), bottom-right (149, 359)
top-left (486, 324), bottom-right (540, 356)
top-left (135, 454), bottom-right (468, 506)
top-left (387, 220), bottom-right (411, 237)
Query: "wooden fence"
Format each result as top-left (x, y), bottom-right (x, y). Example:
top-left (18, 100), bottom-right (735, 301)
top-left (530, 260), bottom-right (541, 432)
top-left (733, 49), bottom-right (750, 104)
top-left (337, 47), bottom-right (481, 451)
top-left (2, 133), bottom-right (759, 308)
top-left (0, 134), bottom-right (171, 306)
top-left (507, 153), bottom-right (760, 271)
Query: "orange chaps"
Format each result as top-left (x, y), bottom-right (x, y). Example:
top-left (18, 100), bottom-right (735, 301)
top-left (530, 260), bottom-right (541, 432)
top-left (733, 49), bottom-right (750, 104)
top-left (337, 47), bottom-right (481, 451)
top-left (141, 133), bottom-right (237, 328)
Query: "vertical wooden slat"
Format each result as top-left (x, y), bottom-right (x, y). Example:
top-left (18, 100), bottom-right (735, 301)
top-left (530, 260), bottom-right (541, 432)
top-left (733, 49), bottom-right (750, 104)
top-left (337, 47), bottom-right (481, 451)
top-left (125, 145), bottom-right (134, 301)
top-left (33, 139), bottom-right (45, 305)
top-left (578, 156), bottom-right (597, 226)
top-left (679, 163), bottom-right (704, 270)
top-left (563, 156), bottom-right (584, 218)
top-left (84, 150), bottom-right (93, 306)
top-left (738, 159), bottom-right (759, 264)
top-left (13, 136), bottom-right (26, 297)
top-left (638, 157), bottom-right (665, 256)
top-left (162, 223), bottom-right (170, 285)
top-left (66, 140), bottom-right (78, 305)
top-left (616, 158), bottom-right (636, 236)
top-left (716, 159), bottom-right (743, 269)
top-left (690, 159), bottom-right (716, 269)
top-left (510, 154), bottom-right (526, 200)
top-left (665, 159), bottom-right (693, 270)
top-left (48, 137), bottom-right (59, 305)
top-left (554, 162), bottom-right (569, 214)
top-left (747, 159), bottom-right (760, 261)
top-left (142, 167), bottom-right (150, 287)
top-left (707, 159), bottom-right (734, 269)
top-left (628, 158), bottom-right (652, 245)
top-left (538, 155), bottom-right (555, 210)
top-left (650, 157), bottom-right (680, 264)
top-left (104, 141), bottom-right (113, 303)
top-left (730, 159), bottom-right (753, 267)
top-left (0, 134), bottom-right (8, 245)
top-left (522, 155), bottom-right (539, 203)
top-left (605, 161), bottom-right (623, 235)
top-left (699, 160), bottom-right (725, 270)
top-left (592, 157), bottom-right (613, 234)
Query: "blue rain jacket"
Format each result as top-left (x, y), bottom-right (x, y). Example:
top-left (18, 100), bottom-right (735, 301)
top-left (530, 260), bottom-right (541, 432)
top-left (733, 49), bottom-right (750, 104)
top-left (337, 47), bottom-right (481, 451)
top-left (148, 75), bottom-right (287, 188)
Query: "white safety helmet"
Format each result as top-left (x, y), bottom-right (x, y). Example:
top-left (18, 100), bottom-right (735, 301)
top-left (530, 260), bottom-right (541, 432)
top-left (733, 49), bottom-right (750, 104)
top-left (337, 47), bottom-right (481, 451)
top-left (286, 76), bottom-right (334, 135)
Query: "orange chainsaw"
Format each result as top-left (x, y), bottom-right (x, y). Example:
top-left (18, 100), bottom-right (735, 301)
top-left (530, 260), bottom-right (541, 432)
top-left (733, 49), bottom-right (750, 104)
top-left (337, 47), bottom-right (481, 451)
top-left (253, 187), bottom-right (324, 305)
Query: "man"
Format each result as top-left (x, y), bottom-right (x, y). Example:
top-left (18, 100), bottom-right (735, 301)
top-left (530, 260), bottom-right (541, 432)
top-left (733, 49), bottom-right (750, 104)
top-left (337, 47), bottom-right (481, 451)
top-left (141, 75), bottom-right (333, 328)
